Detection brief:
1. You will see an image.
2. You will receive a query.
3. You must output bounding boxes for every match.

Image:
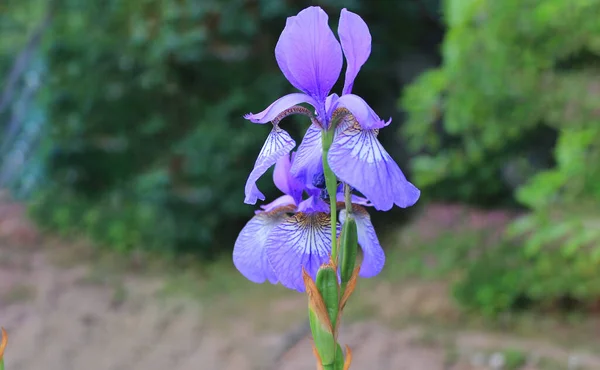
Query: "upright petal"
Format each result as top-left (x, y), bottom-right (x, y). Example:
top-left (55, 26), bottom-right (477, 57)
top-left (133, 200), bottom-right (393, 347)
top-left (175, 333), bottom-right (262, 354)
top-left (245, 126), bottom-right (296, 204)
top-left (275, 7), bottom-right (343, 106)
top-left (338, 9), bottom-right (372, 95)
top-left (273, 153), bottom-right (304, 204)
top-left (266, 212), bottom-right (334, 291)
top-left (234, 210), bottom-right (291, 284)
top-left (334, 94), bottom-right (390, 130)
top-left (340, 206), bottom-right (385, 277)
top-left (290, 124), bottom-right (324, 188)
top-left (328, 121), bottom-right (420, 211)
top-left (244, 93), bottom-right (317, 123)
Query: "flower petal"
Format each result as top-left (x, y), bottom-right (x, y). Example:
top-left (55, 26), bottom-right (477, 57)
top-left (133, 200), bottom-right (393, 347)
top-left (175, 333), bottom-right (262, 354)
top-left (297, 195), bottom-right (330, 214)
top-left (340, 206), bottom-right (384, 277)
top-left (258, 194), bottom-right (296, 213)
top-left (244, 126), bottom-right (296, 204)
top-left (266, 212), bottom-right (334, 291)
top-left (244, 93), bottom-right (317, 123)
top-left (233, 211), bottom-right (289, 284)
top-left (275, 6), bottom-right (343, 107)
top-left (334, 94), bottom-right (389, 130)
top-left (338, 9), bottom-right (372, 95)
top-left (328, 121), bottom-right (420, 211)
top-left (290, 124), bottom-right (324, 188)
top-left (273, 153), bottom-right (304, 204)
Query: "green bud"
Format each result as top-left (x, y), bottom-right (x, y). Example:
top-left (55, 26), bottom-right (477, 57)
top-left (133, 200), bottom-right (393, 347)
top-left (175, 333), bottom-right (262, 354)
top-left (340, 213), bottom-right (358, 293)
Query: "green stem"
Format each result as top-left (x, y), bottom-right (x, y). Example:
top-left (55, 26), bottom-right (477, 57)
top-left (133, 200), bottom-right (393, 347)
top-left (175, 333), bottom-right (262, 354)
top-left (344, 183), bottom-right (352, 214)
top-left (322, 128), bottom-right (338, 262)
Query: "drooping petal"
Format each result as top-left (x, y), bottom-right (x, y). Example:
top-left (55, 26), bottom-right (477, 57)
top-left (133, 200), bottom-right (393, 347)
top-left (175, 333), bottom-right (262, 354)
top-left (258, 194), bottom-right (296, 213)
top-left (273, 153), bottom-right (304, 204)
top-left (340, 206), bottom-right (384, 277)
top-left (338, 9), bottom-right (372, 95)
top-left (335, 190), bottom-right (373, 207)
top-left (233, 210), bottom-right (290, 284)
top-left (275, 6), bottom-right (343, 107)
top-left (244, 126), bottom-right (296, 204)
top-left (328, 121), bottom-right (420, 211)
top-left (290, 124), bottom-right (324, 188)
top-left (266, 212), bottom-right (334, 291)
top-left (244, 93), bottom-right (317, 123)
top-left (334, 94), bottom-right (390, 130)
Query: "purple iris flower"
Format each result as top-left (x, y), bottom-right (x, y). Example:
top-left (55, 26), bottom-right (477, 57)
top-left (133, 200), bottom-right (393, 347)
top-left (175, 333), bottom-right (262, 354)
top-left (233, 153), bottom-right (385, 291)
top-left (243, 6), bottom-right (420, 211)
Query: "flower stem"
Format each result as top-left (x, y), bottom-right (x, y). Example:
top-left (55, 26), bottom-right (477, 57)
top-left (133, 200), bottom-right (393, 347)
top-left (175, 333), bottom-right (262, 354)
top-left (321, 128), bottom-right (338, 262)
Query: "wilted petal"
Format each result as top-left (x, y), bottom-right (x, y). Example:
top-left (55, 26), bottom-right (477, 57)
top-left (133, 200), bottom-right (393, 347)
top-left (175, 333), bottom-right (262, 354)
top-left (290, 124), bottom-right (323, 187)
top-left (245, 127), bottom-right (296, 204)
top-left (273, 153), bottom-right (304, 204)
top-left (334, 94), bottom-right (389, 130)
top-left (234, 211), bottom-right (289, 284)
top-left (244, 93), bottom-right (317, 123)
top-left (340, 207), bottom-right (384, 277)
top-left (338, 9), bottom-right (372, 95)
top-left (275, 6), bottom-right (343, 106)
top-left (266, 213), bottom-right (334, 291)
top-left (328, 122), bottom-right (420, 211)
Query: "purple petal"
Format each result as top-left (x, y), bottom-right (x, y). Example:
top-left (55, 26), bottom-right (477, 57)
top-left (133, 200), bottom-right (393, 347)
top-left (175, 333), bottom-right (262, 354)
top-left (297, 195), bottom-right (330, 214)
top-left (340, 207), bottom-right (384, 277)
top-left (233, 212), bottom-right (288, 284)
top-left (328, 122), bottom-right (420, 211)
top-left (244, 127), bottom-right (296, 205)
top-left (265, 212), bottom-right (334, 291)
top-left (290, 124), bottom-right (324, 188)
top-left (244, 93), bottom-right (317, 123)
top-left (273, 153), bottom-right (304, 204)
top-left (334, 94), bottom-right (390, 130)
top-left (338, 9), bottom-right (372, 95)
top-left (325, 93), bottom-right (340, 117)
top-left (275, 6), bottom-right (343, 106)
top-left (335, 191), bottom-right (373, 207)
top-left (258, 195), bottom-right (296, 213)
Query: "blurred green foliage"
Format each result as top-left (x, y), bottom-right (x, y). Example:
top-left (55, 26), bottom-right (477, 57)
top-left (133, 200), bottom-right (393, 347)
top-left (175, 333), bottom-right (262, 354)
top-left (403, 0), bottom-right (600, 314)
top-left (1, 0), bottom-right (440, 256)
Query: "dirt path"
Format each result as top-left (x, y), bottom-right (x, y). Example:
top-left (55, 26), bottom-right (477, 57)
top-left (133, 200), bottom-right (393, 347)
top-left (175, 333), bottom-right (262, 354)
top-left (0, 199), bottom-right (598, 370)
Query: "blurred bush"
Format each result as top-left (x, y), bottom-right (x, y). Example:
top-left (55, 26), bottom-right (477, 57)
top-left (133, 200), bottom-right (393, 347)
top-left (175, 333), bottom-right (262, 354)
top-left (402, 0), bottom-right (600, 313)
top-left (1, 0), bottom-right (441, 256)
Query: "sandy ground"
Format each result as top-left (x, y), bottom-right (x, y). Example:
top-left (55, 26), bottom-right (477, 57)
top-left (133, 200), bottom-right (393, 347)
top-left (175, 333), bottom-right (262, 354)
top-left (0, 198), bottom-right (598, 370)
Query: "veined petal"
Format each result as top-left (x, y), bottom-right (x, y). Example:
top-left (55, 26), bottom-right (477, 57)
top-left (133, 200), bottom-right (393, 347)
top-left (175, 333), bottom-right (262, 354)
top-left (244, 126), bottom-right (296, 204)
top-left (234, 210), bottom-right (290, 284)
top-left (290, 124), bottom-right (324, 188)
top-left (340, 206), bottom-right (384, 277)
top-left (275, 6), bottom-right (343, 105)
top-left (273, 153), bottom-right (304, 204)
top-left (328, 121), bottom-right (420, 211)
top-left (258, 194), bottom-right (296, 213)
top-left (244, 93), bottom-right (317, 123)
top-left (338, 9), bottom-right (372, 95)
top-left (266, 212), bottom-right (334, 291)
top-left (334, 94), bottom-right (390, 130)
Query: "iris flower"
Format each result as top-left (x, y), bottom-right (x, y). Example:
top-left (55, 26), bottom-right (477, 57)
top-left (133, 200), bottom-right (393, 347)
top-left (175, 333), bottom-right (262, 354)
top-left (243, 6), bottom-right (420, 211)
top-left (233, 153), bottom-right (384, 291)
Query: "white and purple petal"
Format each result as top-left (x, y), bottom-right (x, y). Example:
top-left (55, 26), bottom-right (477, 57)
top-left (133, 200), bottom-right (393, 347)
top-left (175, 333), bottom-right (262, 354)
top-left (328, 120), bottom-right (420, 211)
top-left (275, 6), bottom-right (343, 108)
top-left (338, 9), bottom-right (372, 95)
top-left (233, 210), bottom-right (291, 284)
top-left (244, 93), bottom-right (317, 124)
top-left (244, 126), bottom-right (296, 205)
top-left (340, 206), bottom-right (385, 277)
top-left (266, 212), bottom-right (335, 291)
top-left (290, 124), bottom-right (324, 188)
top-left (334, 94), bottom-right (390, 130)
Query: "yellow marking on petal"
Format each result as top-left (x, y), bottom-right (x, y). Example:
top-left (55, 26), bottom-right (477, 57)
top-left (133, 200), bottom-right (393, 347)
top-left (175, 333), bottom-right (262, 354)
top-left (0, 327), bottom-right (7, 361)
top-left (343, 345), bottom-right (353, 370)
